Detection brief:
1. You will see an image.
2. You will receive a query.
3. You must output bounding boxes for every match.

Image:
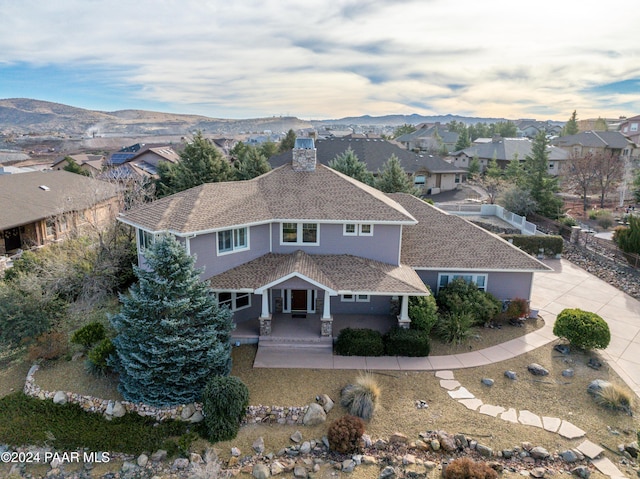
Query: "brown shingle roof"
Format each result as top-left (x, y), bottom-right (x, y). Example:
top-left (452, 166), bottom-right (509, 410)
top-left (208, 250), bottom-right (429, 295)
top-left (0, 170), bottom-right (119, 230)
top-left (389, 193), bottom-right (550, 272)
top-left (119, 164), bottom-right (416, 234)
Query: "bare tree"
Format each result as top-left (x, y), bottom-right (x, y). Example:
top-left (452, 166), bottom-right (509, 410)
top-left (594, 152), bottom-right (624, 208)
top-left (562, 152), bottom-right (599, 212)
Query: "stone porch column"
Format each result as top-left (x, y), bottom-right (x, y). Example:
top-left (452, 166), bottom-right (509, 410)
top-left (259, 291), bottom-right (272, 336)
top-left (321, 289), bottom-right (333, 337)
top-left (398, 294), bottom-right (411, 329)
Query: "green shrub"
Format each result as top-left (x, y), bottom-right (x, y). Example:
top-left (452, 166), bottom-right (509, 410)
top-left (436, 279), bottom-right (501, 326)
top-left (596, 211), bottom-right (614, 230)
top-left (553, 308), bottom-right (610, 350)
top-left (0, 392), bottom-right (188, 454)
top-left (202, 376), bottom-right (249, 442)
top-left (500, 234), bottom-right (564, 256)
top-left (588, 209), bottom-right (599, 220)
top-left (71, 322), bottom-right (106, 348)
top-left (335, 328), bottom-right (384, 356)
top-left (560, 216), bottom-right (577, 227)
top-left (384, 327), bottom-right (430, 356)
top-left (27, 332), bottom-right (69, 361)
top-left (435, 312), bottom-right (475, 344)
top-left (327, 415), bottom-right (365, 453)
top-left (86, 338), bottom-right (116, 375)
top-left (408, 293), bottom-right (438, 333)
top-left (614, 216), bottom-right (640, 260)
top-left (340, 373), bottom-right (380, 420)
top-left (444, 457), bottom-right (498, 479)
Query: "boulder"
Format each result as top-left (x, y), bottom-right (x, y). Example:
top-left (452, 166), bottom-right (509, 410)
top-left (379, 466), bottom-right (396, 478)
top-left (504, 370), bottom-right (517, 380)
top-left (180, 404), bottom-right (196, 420)
top-left (476, 444), bottom-right (493, 457)
top-left (270, 461), bottom-right (285, 476)
top-left (173, 458), bottom-right (189, 469)
top-left (530, 446), bottom-right (550, 460)
top-left (188, 410), bottom-right (204, 423)
top-left (437, 431), bottom-right (457, 452)
top-left (341, 460), bottom-right (356, 473)
top-left (554, 344), bottom-right (570, 355)
top-left (53, 391), bottom-right (67, 405)
top-left (389, 432), bottom-right (408, 444)
top-left (527, 363), bottom-right (549, 376)
top-left (253, 463), bottom-right (271, 479)
top-left (624, 441), bottom-right (639, 457)
top-left (231, 447), bottom-right (241, 457)
top-left (302, 403), bottom-right (326, 426)
top-left (531, 467), bottom-right (546, 478)
top-left (137, 454), bottom-right (148, 467)
top-left (294, 465), bottom-right (308, 477)
top-left (299, 442), bottom-right (311, 454)
top-left (253, 436), bottom-right (265, 454)
top-left (112, 401), bottom-right (126, 418)
top-left (151, 449), bottom-right (167, 462)
top-left (316, 394), bottom-right (334, 413)
top-left (571, 466), bottom-right (590, 478)
top-left (587, 379), bottom-right (611, 396)
top-left (559, 450), bottom-right (579, 463)
top-left (290, 431), bottom-right (303, 443)
top-left (562, 369), bottom-right (575, 378)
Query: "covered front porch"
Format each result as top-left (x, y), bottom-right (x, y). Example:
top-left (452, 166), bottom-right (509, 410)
top-left (232, 313), bottom-right (398, 344)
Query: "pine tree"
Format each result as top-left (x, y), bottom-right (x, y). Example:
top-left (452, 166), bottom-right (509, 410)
top-left (279, 129), bottom-right (296, 152)
top-left (523, 132), bottom-right (563, 218)
top-left (467, 156), bottom-right (480, 179)
top-left (110, 235), bottom-right (233, 406)
top-left (234, 146), bottom-right (271, 180)
top-left (562, 110), bottom-right (579, 136)
top-left (156, 131), bottom-right (233, 197)
top-left (62, 157), bottom-right (91, 176)
top-left (375, 155), bottom-right (418, 194)
top-left (504, 153), bottom-right (523, 184)
top-left (485, 153), bottom-right (502, 179)
top-left (454, 129), bottom-right (471, 151)
top-left (328, 148), bottom-right (374, 185)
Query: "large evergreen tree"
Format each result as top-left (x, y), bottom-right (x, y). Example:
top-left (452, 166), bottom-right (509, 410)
top-left (110, 235), bottom-right (233, 406)
top-left (523, 131), bottom-right (563, 217)
top-left (156, 131), bottom-right (233, 197)
top-left (233, 146), bottom-right (271, 180)
top-left (562, 110), bottom-right (579, 136)
top-left (279, 129), bottom-right (296, 152)
top-left (328, 148), bottom-right (374, 186)
top-left (62, 156), bottom-right (91, 177)
top-left (375, 155), bottom-right (418, 194)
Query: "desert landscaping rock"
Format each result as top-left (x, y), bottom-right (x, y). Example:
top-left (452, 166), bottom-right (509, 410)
top-left (290, 431), bottom-right (302, 443)
top-left (302, 403), bottom-right (326, 426)
top-left (253, 463), bottom-right (270, 479)
top-left (587, 379), bottom-right (611, 396)
top-left (151, 449), bottom-right (167, 462)
top-left (389, 432), bottom-right (409, 444)
top-left (180, 403), bottom-right (195, 419)
top-left (316, 393), bottom-right (334, 412)
top-left (554, 344), bottom-right (571, 355)
top-left (188, 409), bottom-right (203, 423)
top-left (52, 391), bottom-right (67, 405)
top-left (137, 454), bottom-right (148, 467)
top-left (481, 378), bottom-right (494, 386)
top-left (570, 465), bottom-right (591, 478)
top-left (111, 401), bottom-right (126, 418)
top-left (562, 368), bottom-right (575, 377)
top-left (527, 363), bottom-right (549, 376)
top-left (379, 465), bottom-right (397, 478)
top-left (252, 437), bottom-right (265, 455)
top-left (476, 444), bottom-right (493, 457)
top-left (529, 446), bottom-right (550, 460)
top-left (172, 458), bottom-right (189, 470)
top-left (504, 370), bottom-right (517, 380)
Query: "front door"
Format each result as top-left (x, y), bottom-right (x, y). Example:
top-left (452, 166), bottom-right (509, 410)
top-left (291, 290), bottom-right (307, 311)
top-left (3, 227), bottom-right (21, 252)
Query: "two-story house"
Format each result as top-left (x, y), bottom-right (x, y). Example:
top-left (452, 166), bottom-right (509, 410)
top-left (551, 131), bottom-right (638, 163)
top-left (118, 139), bottom-right (549, 342)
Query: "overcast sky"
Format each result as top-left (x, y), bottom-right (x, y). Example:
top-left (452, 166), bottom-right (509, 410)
top-left (1, 0), bottom-right (639, 121)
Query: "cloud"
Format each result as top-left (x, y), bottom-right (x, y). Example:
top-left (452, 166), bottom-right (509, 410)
top-left (0, 0), bottom-right (639, 119)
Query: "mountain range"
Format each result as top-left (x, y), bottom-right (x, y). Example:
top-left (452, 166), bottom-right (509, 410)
top-left (0, 98), bottom-right (516, 138)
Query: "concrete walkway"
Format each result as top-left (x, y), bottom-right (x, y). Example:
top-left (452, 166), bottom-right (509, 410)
top-left (254, 259), bottom-right (640, 400)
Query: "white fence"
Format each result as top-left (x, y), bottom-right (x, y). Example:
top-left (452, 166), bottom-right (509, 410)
top-left (436, 203), bottom-right (537, 235)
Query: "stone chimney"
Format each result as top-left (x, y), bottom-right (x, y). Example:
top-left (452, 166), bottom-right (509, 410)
top-left (292, 138), bottom-right (316, 172)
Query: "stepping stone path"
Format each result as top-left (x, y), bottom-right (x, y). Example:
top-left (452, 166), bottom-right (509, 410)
top-left (436, 370), bottom-right (626, 479)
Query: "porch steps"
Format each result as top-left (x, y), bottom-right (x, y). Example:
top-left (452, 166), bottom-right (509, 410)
top-left (258, 335), bottom-right (333, 350)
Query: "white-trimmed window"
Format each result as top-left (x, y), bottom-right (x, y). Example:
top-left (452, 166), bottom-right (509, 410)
top-left (137, 229), bottom-right (155, 251)
top-left (437, 273), bottom-right (487, 292)
top-left (343, 223), bottom-right (373, 237)
top-left (281, 222), bottom-right (319, 245)
top-left (217, 292), bottom-right (251, 311)
top-left (217, 227), bottom-right (248, 254)
top-left (631, 122), bottom-right (638, 132)
top-left (341, 294), bottom-right (370, 302)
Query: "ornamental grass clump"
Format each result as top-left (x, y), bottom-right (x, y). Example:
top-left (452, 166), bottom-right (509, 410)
top-left (593, 383), bottom-right (634, 415)
top-left (340, 372), bottom-right (380, 420)
top-left (553, 308), bottom-right (610, 350)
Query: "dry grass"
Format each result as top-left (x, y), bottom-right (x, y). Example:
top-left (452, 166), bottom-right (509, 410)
top-left (5, 317), bottom-right (639, 479)
top-left (593, 383), bottom-right (635, 414)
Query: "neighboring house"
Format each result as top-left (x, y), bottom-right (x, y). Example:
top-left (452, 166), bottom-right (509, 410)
top-left (618, 115), bottom-right (640, 147)
top-left (452, 137), bottom-right (568, 175)
top-left (52, 154), bottom-right (106, 175)
top-left (551, 131), bottom-right (639, 163)
top-left (0, 171), bottom-right (120, 255)
top-left (103, 145), bottom-right (180, 181)
top-left (0, 166), bottom-right (38, 175)
top-left (269, 137), bottom-right (465, 194)
top-left (395, 124), bottom-right (459, 153)
top-left (514, 120), bottom-right (562, 139)
top-left (118, 139), bottom-right (549, 340)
